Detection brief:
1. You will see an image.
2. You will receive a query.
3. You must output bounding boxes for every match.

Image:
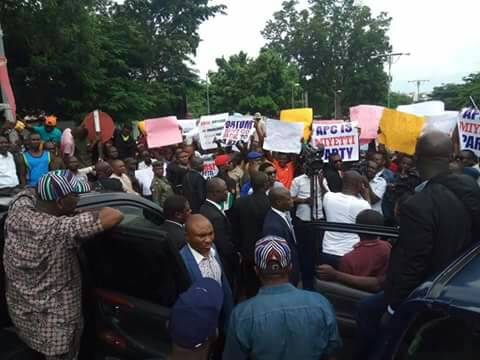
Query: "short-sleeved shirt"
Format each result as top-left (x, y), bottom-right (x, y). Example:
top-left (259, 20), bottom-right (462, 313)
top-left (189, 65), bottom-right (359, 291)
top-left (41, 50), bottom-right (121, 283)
top-left (339, 240), bottom-right (391, 277)
top-left (3, 191), bottom-right (103, 356)
top-left (224, 283), bottom-right (341, 360)
top-left (273, 159), bottom-right (295, 189)
top-left (32, 125), bottom-right (62, 142)
top-left (322, 192), bottom-right (371, 256)
top-left (370, 174), bottom-right (387, 214)
top-left (290, 174), bottom-right (324, 221)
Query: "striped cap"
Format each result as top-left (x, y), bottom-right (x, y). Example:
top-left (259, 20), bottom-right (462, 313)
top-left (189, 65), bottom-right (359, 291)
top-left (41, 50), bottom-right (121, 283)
top-left (255, 236), bottom-right (291, 273)
top-left (37, 170), bottom-right (91, 201)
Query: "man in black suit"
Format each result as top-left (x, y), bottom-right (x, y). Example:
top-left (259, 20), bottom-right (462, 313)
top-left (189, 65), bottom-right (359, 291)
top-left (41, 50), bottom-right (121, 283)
top-left (199, 178), bottom-right (238, 288)
top-left (262, 187), bottom-right (300, 286)
top-left (182, 156), bottom-right (206, 213)
top-left (158, 195), bottom-right (192, 249)
top-left (357, 131), bottom-right (480, 358)
top-left (324, 153), bottom-right (343, 192)
top-left (229, 172), bottom-right (271, 297)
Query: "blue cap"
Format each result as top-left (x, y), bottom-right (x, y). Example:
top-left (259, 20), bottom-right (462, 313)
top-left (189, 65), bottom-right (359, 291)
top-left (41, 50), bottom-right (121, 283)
top-left (169, 278), bottom-right (224, 350)
top-left (247, 151), bottom-right (263, 160)
top-left (37, 169), bottom-right (90, 201)
top-left (464, 167), bottom-right (480, 180)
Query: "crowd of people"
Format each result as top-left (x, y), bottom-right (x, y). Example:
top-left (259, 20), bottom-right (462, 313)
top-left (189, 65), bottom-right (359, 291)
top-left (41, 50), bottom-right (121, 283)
top-left (1, 111), bottom-right (480, 360)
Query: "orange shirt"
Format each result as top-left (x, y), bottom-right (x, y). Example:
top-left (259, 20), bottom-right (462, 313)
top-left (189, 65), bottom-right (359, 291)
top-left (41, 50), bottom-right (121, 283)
top-left (273, 159), bottom-right (295, 189)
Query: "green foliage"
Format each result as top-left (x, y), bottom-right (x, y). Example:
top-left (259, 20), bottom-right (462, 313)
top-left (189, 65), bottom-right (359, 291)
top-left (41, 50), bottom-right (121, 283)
top-left (1, 0), bottom-right (224, 123)
top-left (208, 49), bottom-right (300, 116)
top-left (430, 72), bottom-right (480, 110)
top-left (388, 92), bottom-right (413, 109)
top-left (262, 0), bottom-right (392, 116)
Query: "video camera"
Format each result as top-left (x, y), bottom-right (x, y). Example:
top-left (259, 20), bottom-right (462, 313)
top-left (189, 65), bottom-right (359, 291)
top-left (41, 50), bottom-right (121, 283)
top-left (303, 143), bottom-right (325, 176)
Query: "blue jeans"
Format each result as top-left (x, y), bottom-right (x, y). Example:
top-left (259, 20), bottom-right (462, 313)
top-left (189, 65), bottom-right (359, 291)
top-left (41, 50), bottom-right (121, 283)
top-left (355, 291), bottom-right (387, 360)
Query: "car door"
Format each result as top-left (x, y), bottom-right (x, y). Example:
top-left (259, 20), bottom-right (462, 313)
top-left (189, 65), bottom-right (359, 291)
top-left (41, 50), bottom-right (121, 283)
top-left (80, 203), bottom-right (189, 360)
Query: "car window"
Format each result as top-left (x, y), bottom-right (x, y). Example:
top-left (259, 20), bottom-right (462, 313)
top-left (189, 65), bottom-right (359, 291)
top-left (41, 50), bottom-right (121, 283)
top-left (115, 205), bottom-right (163, 230)
top-left (394, 312), bottom-right (480, 360)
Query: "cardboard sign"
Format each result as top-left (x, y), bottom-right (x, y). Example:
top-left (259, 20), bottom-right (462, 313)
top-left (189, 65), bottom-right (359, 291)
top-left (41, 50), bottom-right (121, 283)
top-left (83, 110), bottom-right (115, 144)
top-left (202, 157), bottom-right (219, 179)
top-left (199, 113), bottom-right (229, 150)
top-left (423, 111), bottom-right (458, 136)
top-left (312, 121), bottom-right (359, 162)
top-left (221, 116), bottom-right (255, 145)
top-left (458, 108), bottom-right (480, 157)
top-left (263, 119), bottom-right (304, 154)
top-left (280, 108), bottom-right (313, 139)
top-left (349, 105), bottom-right (384, 144)
top-left (145, 116), bottom-right (182, 149)
top-left (178, 119), bottom-right (198, 135)
top-left (397, 101), bottom-right (445, 117)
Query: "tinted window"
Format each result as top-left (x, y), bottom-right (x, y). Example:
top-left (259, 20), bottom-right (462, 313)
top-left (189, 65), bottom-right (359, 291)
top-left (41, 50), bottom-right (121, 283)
top-left (115, 205), bottom-right (163, 230)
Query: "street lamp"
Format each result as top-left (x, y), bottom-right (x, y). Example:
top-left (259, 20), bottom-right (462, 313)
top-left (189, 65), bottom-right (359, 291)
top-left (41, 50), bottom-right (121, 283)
top-left (291, 83), bottom-right (300, 108)
top-left (334, 89), bottom-right (343, 120)
top-left (371, 52), bottom-right (411, 108)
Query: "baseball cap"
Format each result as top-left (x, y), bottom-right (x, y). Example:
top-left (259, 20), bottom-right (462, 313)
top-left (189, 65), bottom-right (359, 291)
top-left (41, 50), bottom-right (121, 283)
top-left (45, 115), bottom-right (57, 126)
top-left (37, 170), bottom-right (91, 201)
top-left (169, 278), bottom-right (224, 350)
top-left (255, 235), bottom-right (292, 274)
top-left (215, 154), bottom-right (230, 167)
top-left (247, 151), bottom-right (263, 160)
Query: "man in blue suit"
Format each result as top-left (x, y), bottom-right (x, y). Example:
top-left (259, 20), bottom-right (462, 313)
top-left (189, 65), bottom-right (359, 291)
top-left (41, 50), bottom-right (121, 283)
top-left (179, 214), bottom-right (234, 327)
top-left (262, 187), bottom-right (300, 286)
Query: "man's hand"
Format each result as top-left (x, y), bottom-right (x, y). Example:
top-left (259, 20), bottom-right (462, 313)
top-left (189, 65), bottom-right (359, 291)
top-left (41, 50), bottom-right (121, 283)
top-left (316, 265), bottom-right (338, 282)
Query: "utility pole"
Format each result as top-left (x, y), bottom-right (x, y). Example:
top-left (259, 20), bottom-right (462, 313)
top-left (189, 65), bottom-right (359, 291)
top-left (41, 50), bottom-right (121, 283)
top-left (408, 79), bottom-right (429, 102)
top-left (371, 52), bottom-right (411, 108)
top-left (206, 73), bottom-right (210, 115)
top-left (0, 24), bottom-right (14, 122)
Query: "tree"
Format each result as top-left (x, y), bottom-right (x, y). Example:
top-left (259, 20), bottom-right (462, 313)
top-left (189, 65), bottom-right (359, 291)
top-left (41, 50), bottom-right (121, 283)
top-left (208, 49), bottom-right (300, 116)
top-left (1, 0), bottom-right (224, 122)
top-left (262, 0), bottom-right (392, 116)
top-left (388, 92), bottom-right (413, 109)
top-left (430, 72), bottom-right (480, 110)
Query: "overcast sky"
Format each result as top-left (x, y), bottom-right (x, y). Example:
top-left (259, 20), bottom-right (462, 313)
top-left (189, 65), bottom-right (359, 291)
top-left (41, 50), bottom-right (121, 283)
top-left (195, 0), bottom-right (480, 93)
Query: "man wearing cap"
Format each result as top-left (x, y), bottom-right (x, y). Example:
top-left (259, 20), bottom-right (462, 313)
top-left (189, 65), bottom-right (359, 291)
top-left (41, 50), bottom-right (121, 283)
top-left (215, 153), bottom-right (236, 198)
top-left (3, 170), bottom-right (124, 359)
top-left (30, 115), bottom-right (62, 142)
top-left (223, 236), bottom-right (341, 360)
top-left (150, 160), bottom-right (174, 207)
top-left (239, 151), bottom-right (264, 197)
top-left (167, 278), bottom-right (224, 360)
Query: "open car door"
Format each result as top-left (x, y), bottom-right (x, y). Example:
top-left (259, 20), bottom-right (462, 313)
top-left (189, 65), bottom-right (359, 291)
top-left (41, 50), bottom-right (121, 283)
top-left (82, 224), bottom-right (190, 360)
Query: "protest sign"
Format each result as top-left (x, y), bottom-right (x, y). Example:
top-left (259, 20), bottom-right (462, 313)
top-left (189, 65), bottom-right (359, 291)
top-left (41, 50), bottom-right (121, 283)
top-left (0, 56), bottom-right (16, 120)
top-left (199, 113), bottom-right (229, 150)
top-left (83, 110), bottom-right (114, 144)
top-left (378, 108), bottom-right (425, 155)
top-left (458, 108), bottom-right (480, 157)
top-left (220, 115), bottom-right (255, 145)
top-left (349, 105), bottom-right (384, 144)
top-left (312, 121), bottom-right (359, 162)
top-left (423, 111), bottom-right (458, 136)
top-left (263, 118), bottom-right (304, 154)
top-left (280, 108), bottom-right (313, 139)
top-left (397, 101), bottom-right (445, 117)
top-left (202, 155), bottom-right (219, 179)
top-left (178, 119), bottom-right (198, 135)
top-left (145, 116), bottom-right (182, 149)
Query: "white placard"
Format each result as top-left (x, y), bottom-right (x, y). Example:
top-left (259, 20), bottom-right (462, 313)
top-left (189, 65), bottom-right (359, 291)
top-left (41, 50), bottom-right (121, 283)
top-left (312, 121), bottom-right (359, 162)
top-left (423, 111), bottom-right (458, 135)
top-left (199, 113), bottom-right (229, 150)
top-left (397, 101), bottom-right (445, 117)
top-left (221, 115), bottom-right (255, 146)
top-left (263, 119), bottom-right (304, 154)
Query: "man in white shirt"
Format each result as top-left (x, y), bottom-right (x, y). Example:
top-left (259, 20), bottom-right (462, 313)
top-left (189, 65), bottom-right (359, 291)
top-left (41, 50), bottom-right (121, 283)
top-left (366, 160), bottom-right (387, 214)
top-left (321, 171), bottom-right (371, 268)
top-left (291, 170), bottom-right (324, 290)
top-left (0, 136), bottom-right (19, 190)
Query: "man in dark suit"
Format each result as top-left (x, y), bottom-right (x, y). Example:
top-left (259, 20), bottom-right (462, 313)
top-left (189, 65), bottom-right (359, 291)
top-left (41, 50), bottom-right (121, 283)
top-left (229, 171), bottom-right (270, 297)
top-left (324, 153), bottom-right (343, 192)
top-left (182, 156), bottom-right (207, 213)
top-left (199, 178), bottom-right (238, 288)
top-left (158, 195), bottom-right (192, 249)
top-left (357, 131), bottom-right (480, 358)
top-left (262, 187), bottom-right (300, 286)
top-left (178, 214), bottom-right (234, 327)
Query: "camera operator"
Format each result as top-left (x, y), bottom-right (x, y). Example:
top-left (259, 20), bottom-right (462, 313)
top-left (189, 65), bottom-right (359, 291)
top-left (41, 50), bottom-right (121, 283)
top-left (290, 145), bottom-right (325, 290)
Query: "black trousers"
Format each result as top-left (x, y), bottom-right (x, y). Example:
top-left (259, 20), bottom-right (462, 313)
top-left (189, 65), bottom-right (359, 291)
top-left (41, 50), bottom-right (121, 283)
top-left (294, 219), bottom-right (323, 290)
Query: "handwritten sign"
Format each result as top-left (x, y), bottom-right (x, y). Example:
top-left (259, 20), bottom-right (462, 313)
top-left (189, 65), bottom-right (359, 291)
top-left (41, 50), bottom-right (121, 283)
top-left (312, 121), bottom-right (359, 162)
top-left (199, 113), bottom-right (229, 150)
top-left (458, 108), bottom-right (480, 157)
top-left (263, 119), bottom-right (304, 154)
top-left (145, 116), bottom-right (183, 149)
top-left (221, 116), bottom-right (255, 145)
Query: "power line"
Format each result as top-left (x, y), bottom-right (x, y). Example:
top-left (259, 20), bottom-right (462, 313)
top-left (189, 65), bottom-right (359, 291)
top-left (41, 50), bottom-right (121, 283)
top-left (408, 79), bottom-right (429, 102)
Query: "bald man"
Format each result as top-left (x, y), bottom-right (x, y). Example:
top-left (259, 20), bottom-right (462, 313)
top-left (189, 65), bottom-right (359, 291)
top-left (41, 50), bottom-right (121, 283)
top-left (321, 170), bottom-right (371, 268)
top-left (262, 187), bottom-right (300, 286)
top-left (357, 131), bottom-right (480, 358)
top-left (199, 178), bottom-right (238, 287)
top-left (179, 214), bottom-right (234, 327)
